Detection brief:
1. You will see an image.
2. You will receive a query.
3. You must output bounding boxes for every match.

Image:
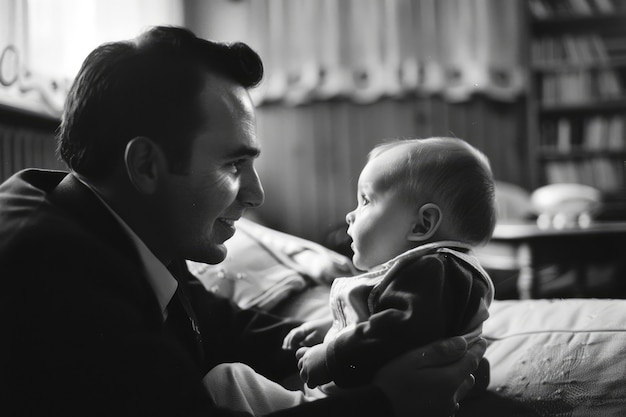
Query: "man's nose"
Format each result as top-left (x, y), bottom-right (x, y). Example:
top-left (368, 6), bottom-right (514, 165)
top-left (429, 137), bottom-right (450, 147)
top-left (241, 169), bottom-right (265, 208)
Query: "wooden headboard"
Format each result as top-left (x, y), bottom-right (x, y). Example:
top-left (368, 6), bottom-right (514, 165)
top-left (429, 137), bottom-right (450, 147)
top-left (0, 105), bottom-right (64, 183)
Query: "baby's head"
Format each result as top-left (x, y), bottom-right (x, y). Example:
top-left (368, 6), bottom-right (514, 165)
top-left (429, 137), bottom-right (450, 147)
top-left (345, 137), bottom-right (496, 271)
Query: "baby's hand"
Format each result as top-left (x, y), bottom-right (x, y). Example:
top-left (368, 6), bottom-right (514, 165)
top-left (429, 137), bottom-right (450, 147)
top-left (282, 317), bottom-right (333, 350)
top-left (296, 344), bottom-right (331, 388)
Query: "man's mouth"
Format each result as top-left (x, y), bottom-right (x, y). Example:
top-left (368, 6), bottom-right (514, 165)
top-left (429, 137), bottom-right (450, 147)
top-left (218, 218), bottom-right (238, 227)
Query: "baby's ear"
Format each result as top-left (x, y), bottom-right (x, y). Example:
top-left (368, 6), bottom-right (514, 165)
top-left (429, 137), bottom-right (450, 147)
top-left (407, 203), bottom-right (442, 242)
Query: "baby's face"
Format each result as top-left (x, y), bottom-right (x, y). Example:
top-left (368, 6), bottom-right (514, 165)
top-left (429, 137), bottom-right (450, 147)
top-left (345, 148), bottom-right (420, 270)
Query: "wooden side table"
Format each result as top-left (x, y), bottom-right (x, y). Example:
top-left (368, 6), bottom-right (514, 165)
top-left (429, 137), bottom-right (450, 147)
top-left (475, 222), bottom-right (626, 299)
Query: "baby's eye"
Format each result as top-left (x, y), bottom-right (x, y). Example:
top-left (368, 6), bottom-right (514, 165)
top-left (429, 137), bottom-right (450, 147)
top-left (360, 194), bottom-right (370, 205)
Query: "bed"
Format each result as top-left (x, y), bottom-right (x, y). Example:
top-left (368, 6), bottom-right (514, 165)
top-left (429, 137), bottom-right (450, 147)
top-left (188, 218), bottom-right (626, 416)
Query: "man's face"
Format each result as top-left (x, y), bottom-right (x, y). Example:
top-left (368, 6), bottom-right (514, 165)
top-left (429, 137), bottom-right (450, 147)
top-left (157, 74), bottom-right (264, 264)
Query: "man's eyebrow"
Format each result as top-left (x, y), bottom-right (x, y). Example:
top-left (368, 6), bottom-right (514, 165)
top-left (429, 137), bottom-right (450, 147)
top-left (225, 145), bottom-right (261, 159)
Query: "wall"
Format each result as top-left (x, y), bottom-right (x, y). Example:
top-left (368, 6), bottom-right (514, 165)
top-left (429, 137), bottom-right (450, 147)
top-left (0, 93), bottom-right (529, 245)
top-left (183, 0), bottom-right (530, 243)
top-left (253, 96), bottom-right (528, 243)
top-left (0, 0), bottom-right (530, 246)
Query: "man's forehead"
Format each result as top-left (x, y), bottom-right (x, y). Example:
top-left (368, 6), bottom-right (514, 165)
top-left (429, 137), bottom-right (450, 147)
top-left (192, 73), bottom-right (259, 155)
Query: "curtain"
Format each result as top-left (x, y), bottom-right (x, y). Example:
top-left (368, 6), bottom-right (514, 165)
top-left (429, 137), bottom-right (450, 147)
top-left (1, 0), bottom-right (527, 116)
top-left (201, 0), bottom-right (526, 106)
top-left (0, 0), bottom-right (183, 117)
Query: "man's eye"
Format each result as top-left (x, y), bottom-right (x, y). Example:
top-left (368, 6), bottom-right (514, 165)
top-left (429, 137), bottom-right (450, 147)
top-left (229, 159), bottom-right (246, 172)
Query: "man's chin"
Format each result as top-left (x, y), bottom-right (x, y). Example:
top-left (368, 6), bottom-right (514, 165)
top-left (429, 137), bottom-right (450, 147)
top-left (191, 244), bottom-right (227, 265)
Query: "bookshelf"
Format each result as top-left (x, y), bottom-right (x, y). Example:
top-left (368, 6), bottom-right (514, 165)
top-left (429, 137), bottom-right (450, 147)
top-left (527, 0), bottom-right (626, 192)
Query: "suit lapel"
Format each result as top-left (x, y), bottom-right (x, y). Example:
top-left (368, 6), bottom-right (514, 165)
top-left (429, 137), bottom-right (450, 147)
top-left (49, 174), bottom-right (137, 258)
top-left (48, 173), bottom-right (163, 327)
top-left (50, 173), bottom-right (208, 366)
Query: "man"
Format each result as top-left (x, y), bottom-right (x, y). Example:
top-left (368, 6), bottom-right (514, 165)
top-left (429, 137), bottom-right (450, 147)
top-left (0, 26), bottom-right (483, 416)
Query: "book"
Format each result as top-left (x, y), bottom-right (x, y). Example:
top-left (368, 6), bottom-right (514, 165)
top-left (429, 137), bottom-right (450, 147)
top-left (582, 116), bottom-right (607, 150)
top-left (607, 116), bottom-right (625, 150)
top-left (570, 0), bottom-right (594, 14)
top-left (557, 118), bottom-right (573, 151)
top-left (592, 0), bottom-right (616, 13)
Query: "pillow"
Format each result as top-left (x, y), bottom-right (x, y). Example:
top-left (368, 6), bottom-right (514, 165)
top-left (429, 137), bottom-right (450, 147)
top-left (187, 218), bottom-right (357, 311)
top-left (482, 298), bottom-right (626, 416)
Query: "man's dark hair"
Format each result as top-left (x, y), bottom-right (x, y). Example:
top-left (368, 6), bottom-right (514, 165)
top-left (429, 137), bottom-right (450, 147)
top-left (57, 25), bottom-right (264, 178)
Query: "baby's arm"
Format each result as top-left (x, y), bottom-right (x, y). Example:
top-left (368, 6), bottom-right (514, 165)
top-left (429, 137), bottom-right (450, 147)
top-left (282, 317), bottom-right (333, 350)
top-left (325, 255), bottom-right (483, 388)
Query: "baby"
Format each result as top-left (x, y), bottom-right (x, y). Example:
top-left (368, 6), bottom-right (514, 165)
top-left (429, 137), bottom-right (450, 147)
top-left (205, 136), bottom-right (496, 414)
top-left (284, 136), bottom-right (495, 392)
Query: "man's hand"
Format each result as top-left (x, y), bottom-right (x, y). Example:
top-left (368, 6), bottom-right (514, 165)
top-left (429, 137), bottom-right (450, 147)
top-left (295, 344), bottom-right (331, 388)
top-left (372, 337), bottom-right (487, 417)
top-left (282, 318), bottom-right (333, 350)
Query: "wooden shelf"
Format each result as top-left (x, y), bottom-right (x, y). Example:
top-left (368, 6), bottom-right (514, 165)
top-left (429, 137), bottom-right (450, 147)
top-left (539, 99), bottom-right (626, 114)
top-left (0, 103), bottom-right (60, 129)
top-left (532, 58), bottom-right (626, 71)
top-left (538, 149), bottom-right (626, 160)
top-left (531, 13), bottom-right (626, 33)
top-left (526, 1), bottom-right (626, 192)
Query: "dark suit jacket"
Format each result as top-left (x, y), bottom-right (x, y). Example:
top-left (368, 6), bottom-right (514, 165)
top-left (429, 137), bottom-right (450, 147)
top-left (0, 169), bottom-right (391, 417)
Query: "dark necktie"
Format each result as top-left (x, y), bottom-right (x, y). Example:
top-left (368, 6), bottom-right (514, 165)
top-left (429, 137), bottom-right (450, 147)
top-left (164, 285), bottom-right (205, 367)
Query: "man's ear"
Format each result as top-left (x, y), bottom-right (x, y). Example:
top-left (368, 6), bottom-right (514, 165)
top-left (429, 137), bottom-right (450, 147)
top-left (407, 203), bottom-right (442, 242)
top-left (124, 137), bottom-right (163, 194)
